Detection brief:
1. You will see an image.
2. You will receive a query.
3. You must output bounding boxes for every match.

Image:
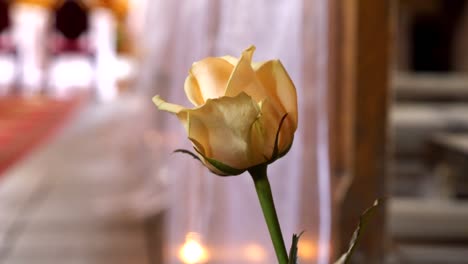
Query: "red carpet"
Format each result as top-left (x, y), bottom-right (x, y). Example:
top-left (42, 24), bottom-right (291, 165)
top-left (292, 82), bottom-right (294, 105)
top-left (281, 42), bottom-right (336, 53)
top-left (0, 95), bottom-right (84, 177)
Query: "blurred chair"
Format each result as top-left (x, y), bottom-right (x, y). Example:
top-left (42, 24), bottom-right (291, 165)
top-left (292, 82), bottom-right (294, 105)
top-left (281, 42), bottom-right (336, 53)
top-left (11, 1), bottom-right (49, 96)
top-left (47, 0), bottom-right (94, 98)
top-left (89, 6), bottom-right (119, 102)
top-left (0, 0), bottom-right (16, 95)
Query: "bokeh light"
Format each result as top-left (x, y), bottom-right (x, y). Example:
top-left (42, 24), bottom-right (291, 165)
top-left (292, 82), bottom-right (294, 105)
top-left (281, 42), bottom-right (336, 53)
top-left (298, 238), bottom-right (318, 261)
top-left (178, 232), bottom-right (209, 264)
top-left (243, 243), bottom-right (267, 263)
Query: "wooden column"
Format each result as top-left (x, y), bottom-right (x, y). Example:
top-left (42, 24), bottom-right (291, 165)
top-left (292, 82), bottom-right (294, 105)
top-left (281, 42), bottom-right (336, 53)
top-left (328, 0), bottom-right (392, 262)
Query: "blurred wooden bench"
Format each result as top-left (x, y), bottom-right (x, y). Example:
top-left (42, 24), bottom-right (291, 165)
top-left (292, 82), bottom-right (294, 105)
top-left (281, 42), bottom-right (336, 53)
top-left (389, 198), bottom-right (468, 264)
top-left (425, 133), bottom-right (468, 198)
top-left (394, 73), bottom-right (468, 101)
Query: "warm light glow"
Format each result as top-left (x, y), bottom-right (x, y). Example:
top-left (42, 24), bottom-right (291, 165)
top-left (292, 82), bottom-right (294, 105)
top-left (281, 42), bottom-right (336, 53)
top-left (298, 239), bottom-right (317, 260)
top-left (178, 233), bottom-right (208, 264)
top-left (243, 243), bottom-right (266, 263)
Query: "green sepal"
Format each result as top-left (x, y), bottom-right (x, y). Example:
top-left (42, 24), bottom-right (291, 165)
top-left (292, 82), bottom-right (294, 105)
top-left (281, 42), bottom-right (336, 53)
top-left (173, 149), bottom-right (202, 162)
top-left (334, 199), bottom-right (381, 264)
top-left (193, 147), bottom-right (245, 176)
top-left (288, 231), bottom-right (304, 264)
top-left (273, 136), bottom-right (293, 162)
top-left (270, 113), bottom-right (288, 161)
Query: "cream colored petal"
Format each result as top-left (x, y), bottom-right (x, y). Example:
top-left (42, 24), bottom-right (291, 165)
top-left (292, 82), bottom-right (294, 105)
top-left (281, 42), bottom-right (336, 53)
top-left (221, 55), bottom-right (238, 66)
top-left (181, 92), bottom-right (267, 169)
top-left (256, 99), bottom-right (278, 157)
top-left (189, 57), bottom-right (234, 102)
top-left (223, 46), bottom-right (296, 154)
top-left (254, 60), bottom-right (298, 130)
top-left (152, 95), bottom-right (186, 114)
top-left (184, 72), bottom-right (204, 106)
top-left (153, 95), bottom-right (190, 133)
top-left (188, 137), bottom-right (228, 175)
top-left (257, 98), bottom-right (295, 156)
top-left (224, 46), bottom-right (269, 102)
top-left (252, 61), bottom-right (267, 69)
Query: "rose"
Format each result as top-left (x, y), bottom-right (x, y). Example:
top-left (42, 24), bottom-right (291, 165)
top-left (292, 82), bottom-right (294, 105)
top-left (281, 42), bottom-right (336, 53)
top-left (153, 45), bottom-right (298, 264)
top-left (152, 45), bottom-right (375, 264)
top-left (153, 45), bottom-right (297, 176)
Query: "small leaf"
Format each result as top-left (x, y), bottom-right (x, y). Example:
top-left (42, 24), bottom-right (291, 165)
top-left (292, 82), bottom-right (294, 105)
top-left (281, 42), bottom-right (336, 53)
top-left (334, 200), bottom-right (381, 264)
top-left (173, 149), bottom-right (202, 162)
top-left (288, 232), bottom-right (304, 264)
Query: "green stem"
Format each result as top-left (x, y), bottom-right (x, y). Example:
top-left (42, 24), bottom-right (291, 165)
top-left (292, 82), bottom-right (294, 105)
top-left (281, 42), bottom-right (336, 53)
top-left (249, 165), bottom-right (288, 264)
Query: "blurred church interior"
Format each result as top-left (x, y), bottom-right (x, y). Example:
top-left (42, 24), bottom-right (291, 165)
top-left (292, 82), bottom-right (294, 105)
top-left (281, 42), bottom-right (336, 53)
top-left (389, 0), bottom-right (468, 263)
top-left (0, 0), bottom-right (467, 264)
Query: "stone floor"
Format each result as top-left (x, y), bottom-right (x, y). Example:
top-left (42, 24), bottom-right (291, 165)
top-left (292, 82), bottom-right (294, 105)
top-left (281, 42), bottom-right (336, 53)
top-left (0, 96), bottom-right (165, 264)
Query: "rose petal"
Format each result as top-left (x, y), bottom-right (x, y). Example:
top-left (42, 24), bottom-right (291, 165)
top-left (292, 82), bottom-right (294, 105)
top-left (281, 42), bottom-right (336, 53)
top-left (258, 98), bottom-right (295, 155)
top-left (254, 60), bottom-right (298, 130)
top-left (224, 46), bottom-right (269, 103)
top-left (152, 95), bottom-right (185, 114)
top-left (189, 138), bottom-right (228, 175)
top-left (178, 92), bottom-right (267, 169)
top-left (184, 73), bottom-right (204, 106)
top-left (188, 57), bottom-right (234, 102)
top-left (152, 95), bottom-right (190, 133)
top-left (221, 55), bottom-right (238, 66)
top-left (223, 46), bottom-right (296, 155)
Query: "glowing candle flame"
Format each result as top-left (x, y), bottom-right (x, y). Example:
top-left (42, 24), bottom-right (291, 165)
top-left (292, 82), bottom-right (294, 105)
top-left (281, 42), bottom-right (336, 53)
top-left (178, 232), bottom-right (208, 264)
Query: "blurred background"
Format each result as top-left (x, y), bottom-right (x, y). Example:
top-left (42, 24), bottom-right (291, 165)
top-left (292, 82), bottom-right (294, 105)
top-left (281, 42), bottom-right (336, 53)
top-left (0, 0), bottom-right (467, 264)
top-left (389, 0), bottom-right (468, 263)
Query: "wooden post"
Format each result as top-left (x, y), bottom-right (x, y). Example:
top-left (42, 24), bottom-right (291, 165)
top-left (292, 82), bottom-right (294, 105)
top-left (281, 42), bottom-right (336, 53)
top-left (328, 0), bottom-right (392, 262)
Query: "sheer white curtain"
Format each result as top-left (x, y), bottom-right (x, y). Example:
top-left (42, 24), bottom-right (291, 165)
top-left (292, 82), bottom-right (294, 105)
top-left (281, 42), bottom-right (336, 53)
top-left (140, 1), bottom-right (331, 263)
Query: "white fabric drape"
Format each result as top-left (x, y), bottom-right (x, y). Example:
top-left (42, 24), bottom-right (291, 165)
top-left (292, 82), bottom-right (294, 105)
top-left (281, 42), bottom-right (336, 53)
top-left (139, 1), bottom-right (331, 263)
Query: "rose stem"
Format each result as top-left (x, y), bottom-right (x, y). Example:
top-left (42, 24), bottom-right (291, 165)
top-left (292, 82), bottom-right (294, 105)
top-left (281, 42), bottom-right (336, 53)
top-left (249, 165), bottom-right (288, 264)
